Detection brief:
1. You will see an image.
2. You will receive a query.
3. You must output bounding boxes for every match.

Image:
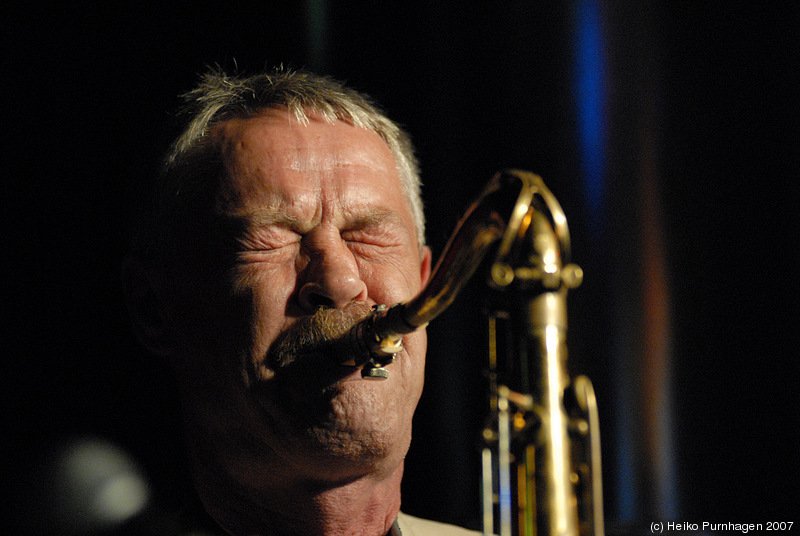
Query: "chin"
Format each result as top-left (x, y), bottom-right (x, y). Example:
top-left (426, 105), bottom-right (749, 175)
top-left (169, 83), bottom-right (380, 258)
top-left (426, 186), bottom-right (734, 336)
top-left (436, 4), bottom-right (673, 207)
top-left (303, 399), bottom-right (412, 469)
top-left (299, 428), bottom-right (410, 482)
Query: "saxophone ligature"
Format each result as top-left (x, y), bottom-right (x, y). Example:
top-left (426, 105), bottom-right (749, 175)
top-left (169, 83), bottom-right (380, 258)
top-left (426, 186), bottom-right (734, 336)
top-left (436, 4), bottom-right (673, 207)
top-left (336, 170), bottom-right (604, 536)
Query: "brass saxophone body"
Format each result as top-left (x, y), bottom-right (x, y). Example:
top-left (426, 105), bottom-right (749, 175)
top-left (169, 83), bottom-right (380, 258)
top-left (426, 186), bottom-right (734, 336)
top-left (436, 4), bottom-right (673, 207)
top-left (340, 170), bottom-right (604, 536)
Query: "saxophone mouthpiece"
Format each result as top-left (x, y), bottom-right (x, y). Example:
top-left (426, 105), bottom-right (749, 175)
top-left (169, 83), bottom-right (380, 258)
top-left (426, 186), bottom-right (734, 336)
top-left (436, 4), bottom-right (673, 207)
top-left (333, 303), bottom-right (415, 379)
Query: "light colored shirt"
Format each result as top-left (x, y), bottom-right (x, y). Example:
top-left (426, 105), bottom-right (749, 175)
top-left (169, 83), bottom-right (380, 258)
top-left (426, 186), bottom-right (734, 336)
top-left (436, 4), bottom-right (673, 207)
top-left (393, 512), bottom-right (482, 536)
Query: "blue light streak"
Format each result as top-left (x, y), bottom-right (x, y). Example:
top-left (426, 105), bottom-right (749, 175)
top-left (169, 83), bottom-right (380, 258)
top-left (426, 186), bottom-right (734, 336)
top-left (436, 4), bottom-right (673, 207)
top-left (574, 0), bottom-right (638, 522)
top-left (575, 0), bottom-right (607, 222)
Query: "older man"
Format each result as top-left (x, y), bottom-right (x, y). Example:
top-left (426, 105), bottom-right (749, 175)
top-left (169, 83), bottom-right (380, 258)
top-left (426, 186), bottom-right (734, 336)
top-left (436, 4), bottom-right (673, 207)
top-left (123, 69), bottom-right (479, 535)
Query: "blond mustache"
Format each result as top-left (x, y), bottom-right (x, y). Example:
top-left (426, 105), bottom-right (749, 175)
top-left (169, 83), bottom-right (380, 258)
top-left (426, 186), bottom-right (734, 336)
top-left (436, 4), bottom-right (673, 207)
top-left (267, 301), bottom-right (374, 370)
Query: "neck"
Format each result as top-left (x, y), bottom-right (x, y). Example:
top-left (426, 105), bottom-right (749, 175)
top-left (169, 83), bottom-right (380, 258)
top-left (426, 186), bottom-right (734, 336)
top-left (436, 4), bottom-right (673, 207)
top-left (195, 459), bottom-right (404, 536)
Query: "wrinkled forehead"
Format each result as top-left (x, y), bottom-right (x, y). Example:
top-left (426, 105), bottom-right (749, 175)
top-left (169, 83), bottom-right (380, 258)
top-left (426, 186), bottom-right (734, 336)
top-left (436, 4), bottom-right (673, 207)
top-left (203, 110), bottom-right (415, 232)
top-left (220, 110), bottom-right (394, 169)
top-left (207, 108), bottom-right (403, 207)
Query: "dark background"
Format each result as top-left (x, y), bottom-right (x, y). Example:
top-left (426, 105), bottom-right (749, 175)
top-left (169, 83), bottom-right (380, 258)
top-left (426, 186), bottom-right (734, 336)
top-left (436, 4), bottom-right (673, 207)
top-left (5, 1), bottom-right (798, 534)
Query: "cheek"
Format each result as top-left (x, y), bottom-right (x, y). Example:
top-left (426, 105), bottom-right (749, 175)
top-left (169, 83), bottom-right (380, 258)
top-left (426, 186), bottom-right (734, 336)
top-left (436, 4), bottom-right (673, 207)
top-left (172, 263), bottom-right (298, 374)
top-left (233, 266), bottom-right (299, 356)
top-left (358, 254), bottom-right (426, 306)
top-left (399, 328), bottom-right (427, 398)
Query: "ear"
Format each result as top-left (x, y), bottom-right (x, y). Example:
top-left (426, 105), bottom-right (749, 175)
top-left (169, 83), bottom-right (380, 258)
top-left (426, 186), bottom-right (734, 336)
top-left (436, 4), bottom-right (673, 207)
top-left (121, 256), bottom-right (175, 357)
top-left (419, 246), bottom-right (433, 286)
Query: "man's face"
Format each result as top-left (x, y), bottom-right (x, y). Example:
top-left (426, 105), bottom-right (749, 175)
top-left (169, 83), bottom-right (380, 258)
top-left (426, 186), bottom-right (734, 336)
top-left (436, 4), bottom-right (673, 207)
top-left (166, 108), bottom-right (431, 487)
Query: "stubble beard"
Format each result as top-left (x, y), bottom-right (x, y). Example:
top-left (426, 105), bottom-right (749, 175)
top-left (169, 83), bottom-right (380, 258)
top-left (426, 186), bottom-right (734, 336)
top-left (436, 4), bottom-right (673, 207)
top-left (249, 301), bottom-right (407, 470)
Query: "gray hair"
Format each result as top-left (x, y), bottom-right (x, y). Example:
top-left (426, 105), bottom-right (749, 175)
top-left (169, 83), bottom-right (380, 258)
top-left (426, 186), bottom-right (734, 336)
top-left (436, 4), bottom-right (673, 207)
top-left (145, 68), bottom-right (424, 261)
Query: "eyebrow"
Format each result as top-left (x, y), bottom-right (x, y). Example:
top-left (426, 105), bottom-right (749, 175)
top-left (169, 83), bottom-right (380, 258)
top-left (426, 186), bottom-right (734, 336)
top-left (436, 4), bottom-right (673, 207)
top-left (344, 209), bottom-right (408, 231)
top-left (239, 210), bottom-right (311, 232)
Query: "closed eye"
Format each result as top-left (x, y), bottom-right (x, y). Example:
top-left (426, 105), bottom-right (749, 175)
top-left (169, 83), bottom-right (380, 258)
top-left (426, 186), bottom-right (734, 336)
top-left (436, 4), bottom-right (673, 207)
top-left (342, 227), bottom-right (403, 248)
top-left (235, 231), bottom-right (301, 262)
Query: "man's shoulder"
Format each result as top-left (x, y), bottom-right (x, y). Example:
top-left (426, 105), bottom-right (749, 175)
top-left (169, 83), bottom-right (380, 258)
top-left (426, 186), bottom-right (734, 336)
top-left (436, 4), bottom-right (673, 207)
top-left (395, 512), bottom-right (482, 536)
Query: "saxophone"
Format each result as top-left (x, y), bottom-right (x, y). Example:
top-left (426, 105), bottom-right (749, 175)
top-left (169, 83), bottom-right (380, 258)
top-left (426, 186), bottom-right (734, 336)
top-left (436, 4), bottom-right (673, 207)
top-left (337, 170), bottom-right (604, 536)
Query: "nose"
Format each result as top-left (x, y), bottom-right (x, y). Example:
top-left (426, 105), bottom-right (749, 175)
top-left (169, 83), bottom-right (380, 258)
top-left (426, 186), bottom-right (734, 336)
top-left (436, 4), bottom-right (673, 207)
top-left (297, 239), bottom-right (368, 311)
